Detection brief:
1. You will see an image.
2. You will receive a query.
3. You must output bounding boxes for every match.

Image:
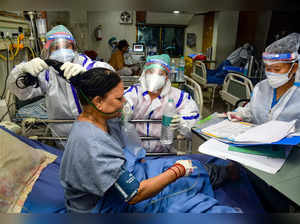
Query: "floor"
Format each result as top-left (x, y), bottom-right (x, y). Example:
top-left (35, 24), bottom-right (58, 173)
top-left (201, 86), bottom-right (231, 118)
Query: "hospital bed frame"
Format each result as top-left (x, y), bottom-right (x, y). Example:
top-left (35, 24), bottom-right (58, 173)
top-left (18, 118), bottom-right (192, 156)
top-left (219, 73), bottom-right (253, 111)
top-left (191, 61), bottom-right (218, 110)
top-left (19, 118), bottom-right (192, 156)
top-left (6, 77), bottom-right (199, 156)
top-left (120, 76), bottom-right (140, 88)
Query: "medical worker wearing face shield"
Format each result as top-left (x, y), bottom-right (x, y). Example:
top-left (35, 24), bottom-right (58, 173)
top-left (226, 33), bottom-right (300, 131)
top-left (124, 54), bottom-right (200, 152)
top-left (7, 25), bottom-right (114, 147)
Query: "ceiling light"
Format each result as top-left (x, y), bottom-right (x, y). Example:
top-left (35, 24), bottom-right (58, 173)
top-left (173, 10), bottom-right (180, 14)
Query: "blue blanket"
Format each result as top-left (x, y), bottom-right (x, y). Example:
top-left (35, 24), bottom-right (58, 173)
top-left (94, 148), bottom-right (237, 213)
top-left (0, 126), bottom-right (264, 213)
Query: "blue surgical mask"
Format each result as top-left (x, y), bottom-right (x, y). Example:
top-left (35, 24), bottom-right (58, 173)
top-left (49, 48), bottom-right (75, 63)
top-left (265, 63), bottom-right (295, 88)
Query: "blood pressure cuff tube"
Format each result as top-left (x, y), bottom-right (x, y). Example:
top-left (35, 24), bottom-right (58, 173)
top-left (113, 168), bottom-right (140, 202)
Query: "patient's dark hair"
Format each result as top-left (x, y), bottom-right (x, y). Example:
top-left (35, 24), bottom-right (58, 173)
top-left (70, 67), bottom-right (121, 106)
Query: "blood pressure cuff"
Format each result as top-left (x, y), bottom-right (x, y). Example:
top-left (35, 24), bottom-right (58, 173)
top-left (113, 168), bottom-right (140, 202)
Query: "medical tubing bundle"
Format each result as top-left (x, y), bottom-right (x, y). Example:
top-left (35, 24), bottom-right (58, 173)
top-left (15, 59), bottom-right (64, 89)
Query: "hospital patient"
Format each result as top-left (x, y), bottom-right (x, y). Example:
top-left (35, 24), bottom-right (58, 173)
top-left (124, 54), bottom-right (199, 152)
top-left (226, 33), bottom-right (300, 130)
top-left (7, 25), bottom-right (113, 148)
top-left (59, 67), bottom-right (240, 213)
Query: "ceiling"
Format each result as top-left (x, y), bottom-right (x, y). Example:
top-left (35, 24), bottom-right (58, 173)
top-left (2, 0), bottom-right (300, 13)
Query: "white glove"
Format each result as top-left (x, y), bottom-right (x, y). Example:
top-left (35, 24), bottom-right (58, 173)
top-left (174, 160), bottom-right (196, 177)
top-left (21, 58), bottom-right (48, 76)
top-left (226, 111), bottom-right (244, 122)
top-left (170, 115), bottom-right (181, 130)
top-left (60, 62), bottom-right (86, 80)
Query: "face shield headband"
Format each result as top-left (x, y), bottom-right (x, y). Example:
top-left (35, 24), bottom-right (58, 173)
top-left (263, 52), bottom-right (298, 65)
top-left (44, 33), bottom-right (75, 49)
top-left (144, 59), bottom-right (171, 74)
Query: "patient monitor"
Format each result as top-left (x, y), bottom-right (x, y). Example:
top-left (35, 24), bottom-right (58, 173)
top-left (132, 43), bottom-right (145, 55)
top-left (130, 43), bottom-right (146, 64)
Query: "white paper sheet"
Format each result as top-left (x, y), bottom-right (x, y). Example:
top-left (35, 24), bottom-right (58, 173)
top-left (198, 139), bottom-right (288, 174)
top-left (201, 119), bottom-right (296, 145)
top-left (201, 119), bottom-right (253, 140)
top-left (234, 120), bottom-right (296, 143)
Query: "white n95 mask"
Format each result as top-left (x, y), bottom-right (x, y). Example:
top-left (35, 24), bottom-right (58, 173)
top-left (145, 73), bottom-right (166, 92)
top-left (49, 48), bottom-right (75, 63)
top-left (265, 64), bottom-right (295, 88)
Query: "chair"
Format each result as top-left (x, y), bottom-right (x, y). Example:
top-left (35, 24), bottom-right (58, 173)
top-left (191, 61), bottom-right (218, 110)
top-left (183, 75), bottom-right (203, 117)
top-left (219, 73), bottom-right (253, 110)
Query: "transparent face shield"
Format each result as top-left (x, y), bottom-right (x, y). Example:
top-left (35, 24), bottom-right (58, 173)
top-left (262, 52), bottom-right (298, 65)
top-left (144, 67), bottom-right (167, 77)
top-left (41, 38), bottom-right (76, 61)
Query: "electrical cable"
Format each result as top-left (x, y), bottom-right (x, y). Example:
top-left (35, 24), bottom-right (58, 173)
top-left (0, 45), bottom-right (10, 99)
top-left (0, 102), bottom-right (16, 122)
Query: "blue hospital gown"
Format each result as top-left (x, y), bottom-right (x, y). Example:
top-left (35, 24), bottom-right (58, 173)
top-left (60, 119), bottom-right (239, 213)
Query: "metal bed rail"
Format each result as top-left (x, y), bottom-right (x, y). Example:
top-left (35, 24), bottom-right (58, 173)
top-left (24, 118), bottom-right (192, 155)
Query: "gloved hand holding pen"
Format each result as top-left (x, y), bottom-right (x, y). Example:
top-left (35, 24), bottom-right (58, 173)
top-left (217, 112), bottom-right (244, 122)
top-left (226, 112), bottom-right (244, 122)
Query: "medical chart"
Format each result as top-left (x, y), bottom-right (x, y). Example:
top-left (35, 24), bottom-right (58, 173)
top-left (200, 120), bottom-right (296, 145)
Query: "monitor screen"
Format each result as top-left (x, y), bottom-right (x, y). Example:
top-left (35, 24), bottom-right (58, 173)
top-left (133, 44), bottom-right (144, 52)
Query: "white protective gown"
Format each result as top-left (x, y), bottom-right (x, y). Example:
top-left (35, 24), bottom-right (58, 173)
top-left (124, 79), bottom-right (200, 152)
top-left (7, 53), bottom-right (111, 141)
top-left (236, 79), bottom-right (300, 132)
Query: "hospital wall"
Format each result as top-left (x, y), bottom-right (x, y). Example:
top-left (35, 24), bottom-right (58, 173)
top-left (184, 15), bottom-right (204, 57)
top-left (87, 11), bottom-right (196, 62)
top-left (45, 11), bottom-right (240, 65)
top-left (87, 11), bottom-right (137, 62)
top-left (252, 11), bottom-right (272, 54)
top-left (47, 11), bottom-right (90, 53)
top-left (212, 11), bottom-right (239, 66)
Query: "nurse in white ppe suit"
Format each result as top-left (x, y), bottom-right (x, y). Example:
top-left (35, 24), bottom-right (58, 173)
top-left (226, 33), bottom-right (300, 131)
top-left (124, 54), bottom-right (200, 152)
top-left (7, 25), bottom-right (114, 148)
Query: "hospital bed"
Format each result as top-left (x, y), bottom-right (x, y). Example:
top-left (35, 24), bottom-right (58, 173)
top-left (0, 125), bottom-right (265, 213)
top-left (8, 74), bottom-right (204, 151)
top-left (7, 96), bottom-right (192, 154)
top-left (219, 73), bottom-right (254, 111)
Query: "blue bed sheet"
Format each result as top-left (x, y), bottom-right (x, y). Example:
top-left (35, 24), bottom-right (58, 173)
top-left (188, 154), bottom-right (265, 213)
top-left (0, 126), bottom-right (264, 213)
top-left (16, 98), bottom-right (48, 119)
